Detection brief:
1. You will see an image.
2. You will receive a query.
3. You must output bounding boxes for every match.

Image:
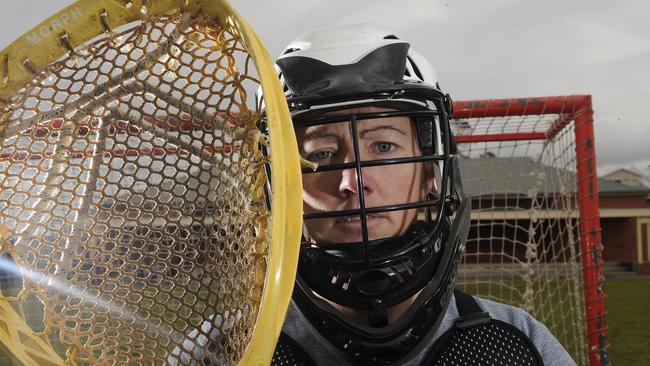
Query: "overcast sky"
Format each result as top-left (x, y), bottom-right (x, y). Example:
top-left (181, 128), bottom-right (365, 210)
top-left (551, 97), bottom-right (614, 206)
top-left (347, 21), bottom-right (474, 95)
top-left (1, 0), bottom-right (649, 175)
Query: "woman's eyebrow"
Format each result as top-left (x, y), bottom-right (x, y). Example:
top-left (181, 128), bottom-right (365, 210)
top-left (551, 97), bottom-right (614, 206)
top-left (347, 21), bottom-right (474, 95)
top-left (299, 124), bottom-right (406, 142)
top-left (301, 131), bottom-right (340, 143)
top-left (359, 125), bottom-right (407, 138)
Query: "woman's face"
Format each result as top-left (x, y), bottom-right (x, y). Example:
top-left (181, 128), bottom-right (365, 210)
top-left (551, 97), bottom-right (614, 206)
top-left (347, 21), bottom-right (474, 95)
top-left (297, 107), bottom-right (434, 245)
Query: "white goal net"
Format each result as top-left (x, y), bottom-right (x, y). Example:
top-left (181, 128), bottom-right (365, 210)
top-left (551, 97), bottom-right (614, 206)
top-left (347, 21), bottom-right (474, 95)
top-left (451, 96), bottom-right (608, 366)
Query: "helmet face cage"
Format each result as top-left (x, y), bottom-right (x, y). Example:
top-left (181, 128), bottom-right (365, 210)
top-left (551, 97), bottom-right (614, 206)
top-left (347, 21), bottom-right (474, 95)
top-left (297, 107), bottom-right (446, 243)
top-left (292, 90), bottom-right (460, 311)
top-left (295, 99), bottom-right (450, 245)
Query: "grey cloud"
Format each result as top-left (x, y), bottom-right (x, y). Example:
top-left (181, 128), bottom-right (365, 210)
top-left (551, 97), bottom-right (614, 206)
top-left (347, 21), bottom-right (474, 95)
top-left (1, 0), bottom-right (649, 171)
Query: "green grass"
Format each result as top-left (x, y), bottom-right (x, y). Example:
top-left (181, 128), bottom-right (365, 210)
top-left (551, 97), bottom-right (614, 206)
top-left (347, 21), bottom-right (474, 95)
top-left (604, 277), bottom-right (650, 366)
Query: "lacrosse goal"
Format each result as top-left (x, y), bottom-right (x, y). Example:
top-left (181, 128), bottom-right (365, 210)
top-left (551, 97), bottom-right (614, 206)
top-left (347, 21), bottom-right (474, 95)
top-left (451, 95), bottom-right (607, 366)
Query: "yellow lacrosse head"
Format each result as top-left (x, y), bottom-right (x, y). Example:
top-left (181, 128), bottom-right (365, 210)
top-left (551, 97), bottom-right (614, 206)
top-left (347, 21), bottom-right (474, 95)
top-left (0, 1), bottom-right (301, 365)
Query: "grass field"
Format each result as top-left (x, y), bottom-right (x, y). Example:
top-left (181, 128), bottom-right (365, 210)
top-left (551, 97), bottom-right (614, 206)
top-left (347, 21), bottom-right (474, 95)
top-left (605, 277), bottom-right (650, 366)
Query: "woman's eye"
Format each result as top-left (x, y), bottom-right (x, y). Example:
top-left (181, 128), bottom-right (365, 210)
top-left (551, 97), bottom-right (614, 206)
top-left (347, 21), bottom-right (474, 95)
top-left (374, 142), bottom-right (396, 153)
top-left (308, 150), bottom-right (333, 161)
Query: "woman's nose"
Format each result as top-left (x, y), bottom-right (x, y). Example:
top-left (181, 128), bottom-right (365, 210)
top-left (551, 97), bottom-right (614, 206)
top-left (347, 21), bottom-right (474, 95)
top-left (338, 150), bottom-right (373, 196)
top-left (338, 166), bottom-right (360, 194)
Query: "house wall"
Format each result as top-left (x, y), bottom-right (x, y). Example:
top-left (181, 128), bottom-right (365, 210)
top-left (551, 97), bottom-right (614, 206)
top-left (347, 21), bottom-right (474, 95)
top-left (599, 195), bottom-right (648, 209)
top-left (465, 218), bottom-right (578, 264)
top-left (466, 194), bottom-right (648, 270)
top-left (601, 217), bottom-right (637, 263)
top-left (465, 216), bottom-right (640, 265)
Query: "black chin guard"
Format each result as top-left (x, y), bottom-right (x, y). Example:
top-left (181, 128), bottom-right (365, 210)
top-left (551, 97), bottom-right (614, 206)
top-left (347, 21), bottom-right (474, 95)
top-left (299, 219), bottom-right (449, 312)
top-left (293, 197), bottom-right (471, 365)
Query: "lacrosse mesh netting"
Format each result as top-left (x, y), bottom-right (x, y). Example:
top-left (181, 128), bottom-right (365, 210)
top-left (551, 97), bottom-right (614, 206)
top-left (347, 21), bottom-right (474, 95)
top-left (0, 10), bottom-right (280, 365)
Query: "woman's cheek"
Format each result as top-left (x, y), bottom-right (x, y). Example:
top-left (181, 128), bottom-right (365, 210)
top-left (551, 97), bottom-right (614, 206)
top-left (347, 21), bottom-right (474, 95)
top-left (387, 166), bottom-right (421, 200)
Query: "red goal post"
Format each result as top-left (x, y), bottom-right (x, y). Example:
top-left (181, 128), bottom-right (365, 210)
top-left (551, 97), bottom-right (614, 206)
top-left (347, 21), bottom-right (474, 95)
top-left (451, 95), bottom-right (607, 366)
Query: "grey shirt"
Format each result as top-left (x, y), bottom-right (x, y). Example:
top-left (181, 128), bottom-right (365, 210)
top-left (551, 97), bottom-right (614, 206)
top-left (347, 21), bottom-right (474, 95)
top-left (282, 293), bottom-right (576, 366)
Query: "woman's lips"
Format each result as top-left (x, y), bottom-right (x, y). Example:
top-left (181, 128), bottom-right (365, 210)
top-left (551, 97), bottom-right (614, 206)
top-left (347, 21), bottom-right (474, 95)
top-left (335, 214), bottom-right (384, 226)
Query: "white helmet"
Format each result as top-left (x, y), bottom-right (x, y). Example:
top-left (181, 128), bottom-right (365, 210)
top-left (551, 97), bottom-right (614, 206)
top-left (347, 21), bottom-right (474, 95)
top-left (278, 23), bottom-right (438, 89)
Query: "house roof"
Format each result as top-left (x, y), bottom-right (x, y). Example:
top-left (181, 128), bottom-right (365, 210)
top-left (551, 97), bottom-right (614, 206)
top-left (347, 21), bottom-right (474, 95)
top-left (597, 179), bottom-right (649, 194)
top-left (602, 167), bottom-right (645, 179)
top-left (458, 157), bottom-right (649, 197)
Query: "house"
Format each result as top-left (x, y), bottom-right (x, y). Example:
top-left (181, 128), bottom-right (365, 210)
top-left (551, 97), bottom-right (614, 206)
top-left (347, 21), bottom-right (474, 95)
top-left (601, 168), bottom-right (648, 188)
top-left (458, 158), bottom-right (650, 274)
top-left (598, 179), bottom-right (650, 274)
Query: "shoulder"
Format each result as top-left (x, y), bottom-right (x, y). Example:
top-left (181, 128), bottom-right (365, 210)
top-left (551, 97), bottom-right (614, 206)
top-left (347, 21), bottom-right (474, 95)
top-left (281, 301), bottom-right (351, 364)
top-left (471, 296), bottom-right (577, 366)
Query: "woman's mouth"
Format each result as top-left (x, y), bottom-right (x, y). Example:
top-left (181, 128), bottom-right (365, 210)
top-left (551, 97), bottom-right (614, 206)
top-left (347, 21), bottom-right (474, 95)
top-left (336, 214), bottom-right (383, 225)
